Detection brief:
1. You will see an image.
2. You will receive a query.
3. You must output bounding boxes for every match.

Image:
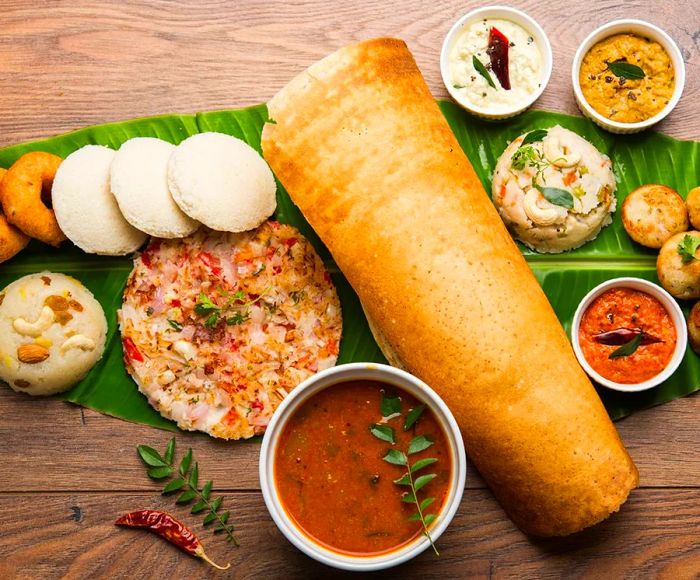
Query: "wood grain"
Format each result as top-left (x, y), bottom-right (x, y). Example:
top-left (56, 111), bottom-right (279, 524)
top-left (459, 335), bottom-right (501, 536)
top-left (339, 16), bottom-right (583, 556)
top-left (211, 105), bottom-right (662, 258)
top-left (0, 0), bottom-right (699, 578)
top-left (0, 490), bottom-right (698, 579)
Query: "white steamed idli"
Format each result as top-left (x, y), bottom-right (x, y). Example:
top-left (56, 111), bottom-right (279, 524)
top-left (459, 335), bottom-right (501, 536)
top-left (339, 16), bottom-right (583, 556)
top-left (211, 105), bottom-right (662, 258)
top-left (53, 145), bottom-right (148, 255)
top-left (0, 272), bottom-right (107, 396)
top-left (111, 137), bottom-right (199, 238)
top-left (168, 132), bottom-right (277, 232)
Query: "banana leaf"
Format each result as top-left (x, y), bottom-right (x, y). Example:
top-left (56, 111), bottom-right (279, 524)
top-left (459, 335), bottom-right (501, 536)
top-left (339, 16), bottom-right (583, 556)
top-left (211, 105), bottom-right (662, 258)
top-left (0, 102), bottom-right (697, 433)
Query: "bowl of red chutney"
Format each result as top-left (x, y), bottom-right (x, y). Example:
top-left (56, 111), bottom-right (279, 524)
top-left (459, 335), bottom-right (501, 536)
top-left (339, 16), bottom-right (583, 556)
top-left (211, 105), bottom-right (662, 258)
top-left (259, 362), bottom-right (466, 571)
top-left (572, 277), bottom-right (687, 392)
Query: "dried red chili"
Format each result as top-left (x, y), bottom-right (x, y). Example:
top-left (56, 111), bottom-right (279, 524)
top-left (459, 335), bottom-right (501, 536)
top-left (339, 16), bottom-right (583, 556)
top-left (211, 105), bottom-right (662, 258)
top-left (488, 26), bottom-right (511, 90)
top-left (592, 328), bottom-right (662, 346)
top-left (115, 510), bottom-right (230, 570)
top-left (122, 337), bottom-right (144, 363)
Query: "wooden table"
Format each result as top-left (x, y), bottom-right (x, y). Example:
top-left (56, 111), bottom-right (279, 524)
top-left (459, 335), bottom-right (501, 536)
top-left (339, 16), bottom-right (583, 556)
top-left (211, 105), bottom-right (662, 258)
top-left (1, 1), bottom-right (699, 577)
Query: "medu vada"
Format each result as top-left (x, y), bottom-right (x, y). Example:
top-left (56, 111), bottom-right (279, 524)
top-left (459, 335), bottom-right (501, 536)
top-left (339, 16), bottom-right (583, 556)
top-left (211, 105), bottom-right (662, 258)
top-left (0, 168), bottom-right (30, 263)
top-left (0, 152), bottom-right (66, 247)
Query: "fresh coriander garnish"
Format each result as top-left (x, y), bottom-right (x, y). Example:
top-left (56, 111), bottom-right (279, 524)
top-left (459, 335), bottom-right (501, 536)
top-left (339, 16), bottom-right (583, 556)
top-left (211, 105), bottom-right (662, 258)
top-left (195, 288), bottom-right (269, 329)
top-left (677, 234), bottom-right (700, 264)
top-left (606, 59), bottom-right (645, 81)
top-left (137, 438), bottom-right (239, 545)
top-left (369, 393), bottom-right (440, 556)
top-left (472, 55), bottom-right (496, 89)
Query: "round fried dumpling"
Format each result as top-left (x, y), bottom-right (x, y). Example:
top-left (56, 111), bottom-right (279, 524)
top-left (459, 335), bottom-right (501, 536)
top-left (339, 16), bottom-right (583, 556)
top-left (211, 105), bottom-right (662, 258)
top-left (491, 125), bottom-right (616, 253)
top-left (686, 187), bottom-right (700, 231)
top-left (657, 231), bottom-right (700, 299)
top-left (622, 184), bottom-right (688, 249)
top-left (0, 272), bottom-right (107, 396)
top-left (687, 301), bottom-right (700, 354)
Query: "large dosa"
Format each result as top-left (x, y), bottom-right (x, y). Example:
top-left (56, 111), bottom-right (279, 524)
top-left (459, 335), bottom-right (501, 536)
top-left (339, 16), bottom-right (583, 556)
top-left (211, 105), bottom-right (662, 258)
top-left (261, 38), bottom-right (638, 537)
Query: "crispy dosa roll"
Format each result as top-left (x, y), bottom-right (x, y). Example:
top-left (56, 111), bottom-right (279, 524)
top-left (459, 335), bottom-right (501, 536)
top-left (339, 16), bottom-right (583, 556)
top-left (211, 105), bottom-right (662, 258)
top-left (261, 38), bottom-right (638, 537)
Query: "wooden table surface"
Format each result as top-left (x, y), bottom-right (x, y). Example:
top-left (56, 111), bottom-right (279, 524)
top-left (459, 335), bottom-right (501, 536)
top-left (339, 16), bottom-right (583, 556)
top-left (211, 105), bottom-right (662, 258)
top-left (1, 1), bottom-right (699, 578)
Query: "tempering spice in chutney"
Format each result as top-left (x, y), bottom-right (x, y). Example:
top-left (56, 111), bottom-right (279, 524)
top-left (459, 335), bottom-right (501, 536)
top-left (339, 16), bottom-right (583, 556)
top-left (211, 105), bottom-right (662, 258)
top-left (579, 287), bottom-right (676, 384)
top-left (579, 33), bottom-right (675, 123)
top-left (274, 380), bottom-right (452, 555)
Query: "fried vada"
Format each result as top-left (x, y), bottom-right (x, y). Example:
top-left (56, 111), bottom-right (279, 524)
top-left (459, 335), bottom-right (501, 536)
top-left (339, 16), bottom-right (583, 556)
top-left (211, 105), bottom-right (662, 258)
top-left (622, 184), bottom-right (688, 249)
top-left (0, 168), bottom-right (30, 263)
top-left (0, 152), bottom-right (65, 247)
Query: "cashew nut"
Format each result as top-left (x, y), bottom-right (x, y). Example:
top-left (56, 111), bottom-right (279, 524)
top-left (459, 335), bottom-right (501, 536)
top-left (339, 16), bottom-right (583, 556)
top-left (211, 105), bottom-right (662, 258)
top-left (524, 189), bottom-right (567, 226)
top-left (543, 135), bottom-right (581, 168)
top-left (13, 306), bottom-right (55, 337)
top-left (60, 334), bottom-right (96, 354)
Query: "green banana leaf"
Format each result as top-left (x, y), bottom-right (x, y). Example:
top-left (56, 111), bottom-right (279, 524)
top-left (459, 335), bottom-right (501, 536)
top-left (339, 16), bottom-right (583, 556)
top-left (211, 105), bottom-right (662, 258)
top-left (0, 101), bottom-right (697, 432)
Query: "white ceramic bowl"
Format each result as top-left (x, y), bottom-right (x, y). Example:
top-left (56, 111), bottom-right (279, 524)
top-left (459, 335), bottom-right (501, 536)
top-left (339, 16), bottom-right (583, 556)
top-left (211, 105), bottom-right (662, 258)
top-left (571, 277), bottom-right (687, 392)
top-left (259, 363), bottom-right (467, 571)
top-left (440, 5), bottom-right (553, 120)
top-left (572, 19), bottom-right (685, 134)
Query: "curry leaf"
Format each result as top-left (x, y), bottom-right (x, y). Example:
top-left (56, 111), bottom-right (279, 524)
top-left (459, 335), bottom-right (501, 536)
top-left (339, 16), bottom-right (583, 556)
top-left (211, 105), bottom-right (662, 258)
top-left (179, 448), bottom-right (192, 476)
top-left (535, 185), bottom-right (574, 209)
top-left (203, 512), bottom-right (219, 525)
top-left (414, 473), bottom-right (437, 492)
top-left (147, 466), bottom-right (172, 479)
top-left (191, 500), bottom-right (208, 514)
top-left (394, 474), bottom-right (412, 486)
top-left (162, 478), bottom-right (185, 494)
top-left (521, 129), bottom-right (548, 146)
top-left (163, 438), bottom-right (176, 465)
top-left (381, 394), bottom-right (402, 418)
top-left (424, 513), bottom-right (437, 526)
top-left (189, 462), bottom-right (199, 489)
top-left (472, 55), bottom-right (496, 89)
top-left (201, 480), bottom-right (213, 500)
top-left (137, 445), bottom-right (167, 467)
top-left (411, 457), bottom-right (438, 473)
top-left (606, 59), bottom-right (645, 80)
top-left (609, 333), bottom-right (643, 359)
top-left (383, 449), bottom-right (408, 465)
top-left (408, 435), bottom-right (434, 455)
top-left (402, 491), bottom-right (416, 503)
top-left (420, 497), bottom-right (436, 511)
top-left (177, 489), bottom-right (197, 504)
top-left (370, 424), bottom-right (395, 444)
top-left (404, 404), bottom-right (426, 431)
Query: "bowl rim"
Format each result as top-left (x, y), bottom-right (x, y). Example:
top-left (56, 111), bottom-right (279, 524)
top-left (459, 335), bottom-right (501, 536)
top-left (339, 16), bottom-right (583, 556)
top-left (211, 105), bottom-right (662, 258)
top-left (571, 277), bottom-right (688, 392)
top-left (258, 362), bottom-right (467, 571)
top-left (440, 5), bottom-right (553, 119)
top-left (571, 18), bottom-right (686, 132)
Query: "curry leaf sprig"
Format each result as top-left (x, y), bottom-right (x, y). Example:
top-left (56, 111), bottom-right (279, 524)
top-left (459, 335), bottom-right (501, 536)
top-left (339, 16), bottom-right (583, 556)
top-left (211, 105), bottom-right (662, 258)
top-left (136, 438), bottom-right (239, 545)
top-left (370, 395), bottom-right (440, 556)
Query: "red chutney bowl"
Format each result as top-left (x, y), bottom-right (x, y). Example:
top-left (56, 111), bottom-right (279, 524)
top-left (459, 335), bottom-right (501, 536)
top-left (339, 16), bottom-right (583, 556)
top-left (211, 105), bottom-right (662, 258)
top-left (572, 277), bottom-right (687, 392)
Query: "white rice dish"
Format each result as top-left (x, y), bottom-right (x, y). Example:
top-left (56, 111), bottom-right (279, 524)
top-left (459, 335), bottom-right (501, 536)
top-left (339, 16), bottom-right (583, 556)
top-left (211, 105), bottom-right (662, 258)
top-left (53, 145), bottom-right (148, 255)
top-left (0, 272), bottom-right (107, 396)
top-left (492, 125), bottom-right (616, 253)
top-left (118, 221), bottom-right (342, 440)
top-left (168, 132), bottom-right (277, 233)
top-left (110, 137), bottom-right (200, 238)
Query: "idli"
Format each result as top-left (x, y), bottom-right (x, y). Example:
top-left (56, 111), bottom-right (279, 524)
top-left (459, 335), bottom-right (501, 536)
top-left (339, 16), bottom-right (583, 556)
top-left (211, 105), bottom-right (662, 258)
top-left (168, 132), bottom-right (276, 232)
top-left (53, 145), bottom-right (147, 255)
top-left (111, 137), bottom-right (199, 238)
top-left (0, 272), bottom-right (107, 396)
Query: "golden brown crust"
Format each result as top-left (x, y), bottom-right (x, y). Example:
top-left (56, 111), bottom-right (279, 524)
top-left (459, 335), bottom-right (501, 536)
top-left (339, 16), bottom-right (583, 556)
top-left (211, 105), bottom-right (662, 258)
top-left (0, 152), bottom-right (66, 247)
top-left (686, 187), bottom-right (700, 231)
top-left (621, 184), bottom-right (688, 249)
top-left (262, 38), bottom-right (638, 536)
top-left (0, 167), bottom-right (30, 263)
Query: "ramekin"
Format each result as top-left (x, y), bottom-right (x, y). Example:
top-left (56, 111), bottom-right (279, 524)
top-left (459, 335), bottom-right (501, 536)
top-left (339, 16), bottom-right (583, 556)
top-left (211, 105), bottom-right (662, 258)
top-left (440, 5), bottom-right (553, 120)
top-left (571, 277), bottom-right (687, 393)
top-left (259, 363), bottom-right (467, 571)
top-left (572, 19), bottom-right (686, 134)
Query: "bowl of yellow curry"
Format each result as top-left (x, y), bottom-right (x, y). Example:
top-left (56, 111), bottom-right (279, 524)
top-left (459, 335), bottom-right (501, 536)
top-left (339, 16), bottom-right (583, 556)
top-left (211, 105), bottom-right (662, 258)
top-left (572, 19), bottom-right (685, 134)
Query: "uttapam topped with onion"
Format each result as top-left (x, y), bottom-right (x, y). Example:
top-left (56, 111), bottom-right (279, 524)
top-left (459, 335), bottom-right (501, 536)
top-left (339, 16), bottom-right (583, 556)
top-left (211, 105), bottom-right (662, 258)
top-left (118, 221), bottom-right (342, 439)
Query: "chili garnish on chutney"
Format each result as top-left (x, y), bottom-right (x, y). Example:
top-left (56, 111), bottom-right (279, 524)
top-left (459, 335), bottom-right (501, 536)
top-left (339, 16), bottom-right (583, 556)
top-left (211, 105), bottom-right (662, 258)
top-left (578, 287), bottom-right (676, 384)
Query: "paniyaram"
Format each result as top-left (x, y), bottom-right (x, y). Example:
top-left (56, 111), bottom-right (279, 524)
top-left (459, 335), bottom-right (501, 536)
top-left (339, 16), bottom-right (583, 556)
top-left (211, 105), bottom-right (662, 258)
top-left (118, 221), bottom-right (342, 439)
